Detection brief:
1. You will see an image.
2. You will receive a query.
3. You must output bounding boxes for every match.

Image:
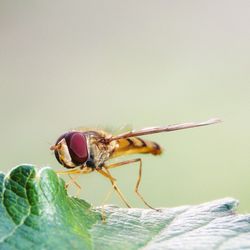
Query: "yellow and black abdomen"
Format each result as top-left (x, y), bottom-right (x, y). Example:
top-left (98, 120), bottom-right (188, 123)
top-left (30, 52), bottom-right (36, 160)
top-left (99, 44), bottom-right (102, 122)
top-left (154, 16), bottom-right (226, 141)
top-left (111, 137), bottom-right (162, 158)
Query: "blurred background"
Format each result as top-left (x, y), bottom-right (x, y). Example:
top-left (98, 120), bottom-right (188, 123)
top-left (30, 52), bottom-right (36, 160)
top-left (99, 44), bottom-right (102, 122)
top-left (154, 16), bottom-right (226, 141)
top-left (0, 1), bottom-right (249, 212)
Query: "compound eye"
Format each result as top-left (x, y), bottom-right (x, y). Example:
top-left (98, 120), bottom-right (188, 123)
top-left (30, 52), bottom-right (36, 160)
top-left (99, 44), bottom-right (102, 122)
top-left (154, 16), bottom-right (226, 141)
top-left (68, 132), bottom-right (88, 164)
top-left (54, 132), bottom-right (88, 166)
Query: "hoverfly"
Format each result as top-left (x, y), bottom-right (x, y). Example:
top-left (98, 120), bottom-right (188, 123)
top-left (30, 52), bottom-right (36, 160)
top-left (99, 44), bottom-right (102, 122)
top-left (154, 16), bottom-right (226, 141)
top-left (50, 118), bottom-right (221, 209)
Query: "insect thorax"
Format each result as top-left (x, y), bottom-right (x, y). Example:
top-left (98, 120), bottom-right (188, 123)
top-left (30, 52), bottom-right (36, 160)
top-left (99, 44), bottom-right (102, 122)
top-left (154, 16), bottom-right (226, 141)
top-left (85, 131), bottom-right (117, 168)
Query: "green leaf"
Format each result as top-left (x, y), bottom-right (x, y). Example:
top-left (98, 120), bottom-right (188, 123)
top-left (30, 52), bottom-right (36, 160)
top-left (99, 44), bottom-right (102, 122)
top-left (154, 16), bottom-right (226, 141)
top-left (0, 165), bottom-right (100, 250)
top-left (0, 165), bottom-right (250, 250)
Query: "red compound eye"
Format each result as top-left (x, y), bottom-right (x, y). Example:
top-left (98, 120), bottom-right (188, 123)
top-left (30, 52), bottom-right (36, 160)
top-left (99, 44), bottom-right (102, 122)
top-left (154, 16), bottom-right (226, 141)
top-left (68, 132), bottom-right (88, 163)
top-left (54, 132), bottom-right (88, 166)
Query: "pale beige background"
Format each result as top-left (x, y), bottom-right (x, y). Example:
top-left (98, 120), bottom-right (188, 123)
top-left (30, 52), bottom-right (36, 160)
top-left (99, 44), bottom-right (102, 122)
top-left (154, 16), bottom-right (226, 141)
top-left (0, 1), bottom-right (249, 211)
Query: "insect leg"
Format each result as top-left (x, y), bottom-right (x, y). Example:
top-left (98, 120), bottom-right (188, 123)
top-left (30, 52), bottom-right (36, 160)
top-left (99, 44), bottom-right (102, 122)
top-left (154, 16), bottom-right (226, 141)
top-left (97, 168), bottom-right (132, 208)
top-left (56, 169), bottom-right (84, 174)
top-left (105, 159), bottom-right (159, 210)
top-left (105, 158), bottom-right (141, 169)
top-left (65, 174), bottom-right (82, 196)
top-left (100, 186), bottom-right (115, 223)
top-left (56, 169), bottom-right (89, 195)
top-left (96, 169), bottom-right (116, 181)
top-left (66, 174), bottom-right (81, 188)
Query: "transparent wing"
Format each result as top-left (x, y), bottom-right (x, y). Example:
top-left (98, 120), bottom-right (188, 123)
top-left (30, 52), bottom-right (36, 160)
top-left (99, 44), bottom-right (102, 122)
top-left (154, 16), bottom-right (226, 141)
top-left (75, 124), bottom-right (133, 136)
top-left (111, 124), bottom-right (133, 136)
top-left (108, 118), bottom-right (221, 142)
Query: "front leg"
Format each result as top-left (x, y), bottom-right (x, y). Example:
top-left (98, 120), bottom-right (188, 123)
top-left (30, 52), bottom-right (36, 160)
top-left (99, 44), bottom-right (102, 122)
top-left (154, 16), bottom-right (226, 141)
top-left (56, 167), bottom-right (93, 194)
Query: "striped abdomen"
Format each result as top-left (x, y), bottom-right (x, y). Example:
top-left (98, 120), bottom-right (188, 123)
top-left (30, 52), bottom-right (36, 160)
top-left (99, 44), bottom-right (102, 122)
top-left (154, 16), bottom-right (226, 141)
top-left (111, 137), bottom-right (162, 158)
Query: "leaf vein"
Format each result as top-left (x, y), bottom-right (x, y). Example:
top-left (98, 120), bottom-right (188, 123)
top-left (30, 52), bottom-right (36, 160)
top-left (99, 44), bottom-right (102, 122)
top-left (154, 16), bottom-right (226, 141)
top-left (0, 170), bottom-right (33, 244)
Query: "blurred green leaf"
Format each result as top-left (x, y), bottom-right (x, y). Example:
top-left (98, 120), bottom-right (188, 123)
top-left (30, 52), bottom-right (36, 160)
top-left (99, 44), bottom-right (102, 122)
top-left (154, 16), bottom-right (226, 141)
top-left (0, 165), bottom-right (249, 250)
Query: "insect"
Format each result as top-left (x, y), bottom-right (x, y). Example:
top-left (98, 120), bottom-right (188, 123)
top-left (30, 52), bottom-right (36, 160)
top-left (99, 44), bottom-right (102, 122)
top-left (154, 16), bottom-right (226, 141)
top-left (50, 118), bottom-right (221, 209)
